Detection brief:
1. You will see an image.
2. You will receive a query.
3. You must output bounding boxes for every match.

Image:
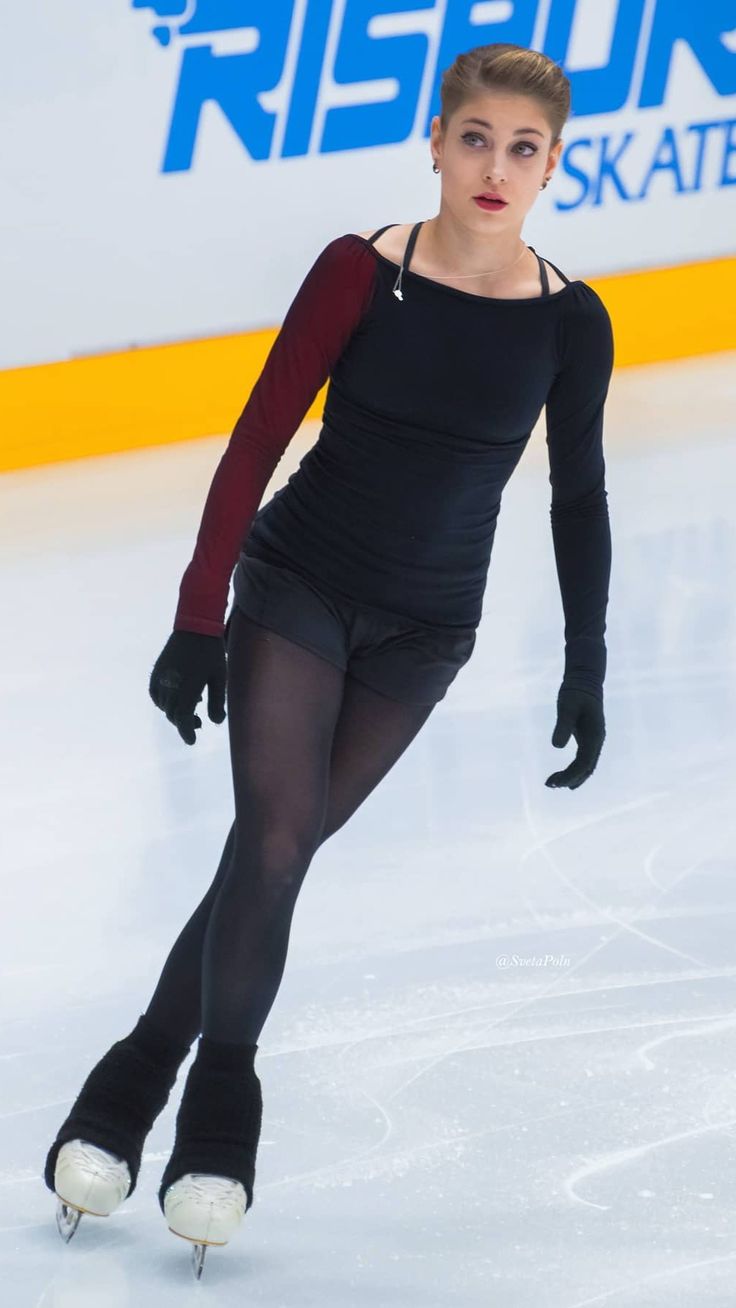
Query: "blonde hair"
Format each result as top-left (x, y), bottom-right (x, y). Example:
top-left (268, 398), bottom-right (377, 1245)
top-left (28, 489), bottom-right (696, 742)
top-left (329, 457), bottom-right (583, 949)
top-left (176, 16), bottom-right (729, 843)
top-left (438, 43), bottom-right (571, 147)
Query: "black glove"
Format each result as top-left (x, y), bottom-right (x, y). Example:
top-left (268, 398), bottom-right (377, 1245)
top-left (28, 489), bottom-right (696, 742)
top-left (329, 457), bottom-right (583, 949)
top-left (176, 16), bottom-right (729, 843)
top-left (149, 630), bottom-right (227, 746)
top-left (545, 686), bottom-right (605, 790)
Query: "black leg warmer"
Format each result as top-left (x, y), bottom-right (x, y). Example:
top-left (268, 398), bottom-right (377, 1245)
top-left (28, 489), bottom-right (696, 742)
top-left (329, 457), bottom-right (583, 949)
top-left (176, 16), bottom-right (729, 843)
top-left (44, 1013), bottom-right (192, 1198)
top-left (157, 1036), bottom-right (263, 1217)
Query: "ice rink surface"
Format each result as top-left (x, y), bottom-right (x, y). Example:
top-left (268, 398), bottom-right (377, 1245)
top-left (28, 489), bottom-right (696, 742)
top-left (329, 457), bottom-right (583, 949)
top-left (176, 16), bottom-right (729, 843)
top-left (1, 351), bottom-right (735, 1306)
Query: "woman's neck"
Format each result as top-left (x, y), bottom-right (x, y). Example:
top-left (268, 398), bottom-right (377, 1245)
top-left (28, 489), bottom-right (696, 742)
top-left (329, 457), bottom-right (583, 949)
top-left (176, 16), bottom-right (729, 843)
top-left (419, 215), bottom-right (532, 287)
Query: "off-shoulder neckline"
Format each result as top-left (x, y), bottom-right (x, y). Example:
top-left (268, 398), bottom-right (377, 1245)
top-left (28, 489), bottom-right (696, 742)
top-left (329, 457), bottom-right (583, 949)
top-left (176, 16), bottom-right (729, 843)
top-left (349, 231), bottom-right (584, 305)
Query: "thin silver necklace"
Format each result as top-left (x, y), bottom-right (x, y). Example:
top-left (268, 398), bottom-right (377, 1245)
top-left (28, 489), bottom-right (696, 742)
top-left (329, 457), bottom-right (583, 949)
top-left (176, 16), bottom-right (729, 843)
top-left (393, 230), bottom-right (528, 301)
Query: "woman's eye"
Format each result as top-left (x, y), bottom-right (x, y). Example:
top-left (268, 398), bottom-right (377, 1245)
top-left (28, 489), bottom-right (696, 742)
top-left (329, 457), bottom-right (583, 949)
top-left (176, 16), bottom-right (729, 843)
top-left (461, 132), bottom-right (537, 156)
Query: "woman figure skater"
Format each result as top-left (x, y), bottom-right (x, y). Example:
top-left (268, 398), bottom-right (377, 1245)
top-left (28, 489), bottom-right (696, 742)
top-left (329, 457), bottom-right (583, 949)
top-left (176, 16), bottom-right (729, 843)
top-left (43, 42), bottom-right (613, 1277)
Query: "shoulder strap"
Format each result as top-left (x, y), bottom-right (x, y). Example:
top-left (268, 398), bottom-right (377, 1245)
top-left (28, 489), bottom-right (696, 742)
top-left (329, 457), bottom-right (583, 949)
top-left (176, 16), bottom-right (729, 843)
top-left (536, 250), bottom-right (550, 297)
top-left (363, 224), bottom-right (399, 246)
top-left (539, 253), bottom-right (571, 287)
top-left (402, 221), bottom-right (423, 275)
top-left (391, 221), bottom-right (423, 302)
top-left (527, 245), bottom-right (549, 296)
top-left (527, 245), bottom-right (571, 297)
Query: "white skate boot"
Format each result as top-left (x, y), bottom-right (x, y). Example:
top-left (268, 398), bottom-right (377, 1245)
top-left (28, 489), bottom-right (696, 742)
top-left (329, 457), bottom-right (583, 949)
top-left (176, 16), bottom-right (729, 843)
top-left (53, 1139), bottom-right (132, 1242)
top-left (163, 1173), bottom-right (248, 1278)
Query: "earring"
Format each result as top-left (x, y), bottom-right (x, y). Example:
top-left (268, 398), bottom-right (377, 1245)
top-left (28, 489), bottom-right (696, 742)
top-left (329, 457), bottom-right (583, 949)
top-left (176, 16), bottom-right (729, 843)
top-left (540, 177), bottom-right (551, 189)
top-left (432, 161), bottom-right (439, 173)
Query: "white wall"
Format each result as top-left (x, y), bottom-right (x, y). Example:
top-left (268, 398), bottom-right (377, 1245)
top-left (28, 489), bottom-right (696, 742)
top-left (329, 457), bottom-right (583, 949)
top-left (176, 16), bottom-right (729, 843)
top-left (2, 0), bottom-right (734, 368)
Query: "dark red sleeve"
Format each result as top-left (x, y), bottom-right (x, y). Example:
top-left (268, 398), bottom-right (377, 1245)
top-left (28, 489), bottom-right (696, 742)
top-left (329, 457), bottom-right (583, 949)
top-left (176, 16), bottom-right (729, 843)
top-left (173, 235), bottom-right (378, 636)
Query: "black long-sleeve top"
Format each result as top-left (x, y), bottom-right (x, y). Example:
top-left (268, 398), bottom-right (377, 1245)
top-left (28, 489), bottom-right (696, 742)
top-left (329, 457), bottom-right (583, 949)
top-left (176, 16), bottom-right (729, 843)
top-left (174, 221), bottom-right (614, 698)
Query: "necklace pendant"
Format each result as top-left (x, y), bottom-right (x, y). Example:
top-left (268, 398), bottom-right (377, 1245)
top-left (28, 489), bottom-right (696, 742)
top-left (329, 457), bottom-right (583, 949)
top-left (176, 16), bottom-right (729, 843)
top-left (393, 287), bottom-right (403, 301)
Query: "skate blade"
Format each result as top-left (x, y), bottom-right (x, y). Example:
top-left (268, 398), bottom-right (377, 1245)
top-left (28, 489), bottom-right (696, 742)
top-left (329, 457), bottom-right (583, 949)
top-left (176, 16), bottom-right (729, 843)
top-left (56, 1197), bottom-right (113, 1243)
top-left (167, 1227), bottom-right (222, 1279)
top-left (192, 1243), bottom-right (206, 1279)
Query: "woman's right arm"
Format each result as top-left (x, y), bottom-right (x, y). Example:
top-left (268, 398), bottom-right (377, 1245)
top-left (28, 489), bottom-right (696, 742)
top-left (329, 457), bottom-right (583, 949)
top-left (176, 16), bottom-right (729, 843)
top-left (172, 235), bottom-right (378, 637)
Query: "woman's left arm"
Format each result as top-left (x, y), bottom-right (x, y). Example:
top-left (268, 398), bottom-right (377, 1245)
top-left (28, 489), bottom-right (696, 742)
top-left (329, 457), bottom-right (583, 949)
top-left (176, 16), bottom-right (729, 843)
top-left (544, 284), bottom-right (615, 788)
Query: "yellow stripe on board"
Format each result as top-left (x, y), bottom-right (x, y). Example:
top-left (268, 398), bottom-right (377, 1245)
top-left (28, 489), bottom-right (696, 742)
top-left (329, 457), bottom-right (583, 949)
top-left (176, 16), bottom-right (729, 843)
top-left (1, 255), bottom-right (733, 473)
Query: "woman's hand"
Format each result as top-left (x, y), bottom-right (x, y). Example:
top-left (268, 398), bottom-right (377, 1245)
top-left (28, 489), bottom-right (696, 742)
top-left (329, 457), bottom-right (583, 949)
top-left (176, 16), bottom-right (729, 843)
top-left (149, 631), bottom-right (227, 746)
top-left (545, 686), bottom-right (605, 789)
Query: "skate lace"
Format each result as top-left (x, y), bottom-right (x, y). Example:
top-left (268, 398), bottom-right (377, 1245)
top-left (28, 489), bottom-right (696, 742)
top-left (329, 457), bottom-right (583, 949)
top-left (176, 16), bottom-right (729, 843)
top-left (186, 1174), bottom-right (245, 1205)
top-left (76, 1140), bottom-right (130, 1180)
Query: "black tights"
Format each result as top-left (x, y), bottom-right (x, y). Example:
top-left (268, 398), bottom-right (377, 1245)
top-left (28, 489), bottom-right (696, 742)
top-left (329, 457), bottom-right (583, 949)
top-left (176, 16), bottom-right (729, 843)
top-left (144, 605), bottom-right (435, 1047)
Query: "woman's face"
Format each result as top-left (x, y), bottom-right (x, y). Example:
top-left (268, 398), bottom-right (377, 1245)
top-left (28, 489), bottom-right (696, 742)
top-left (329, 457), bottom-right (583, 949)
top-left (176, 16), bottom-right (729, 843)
top-left (430, 92), bottom-right (562, 226)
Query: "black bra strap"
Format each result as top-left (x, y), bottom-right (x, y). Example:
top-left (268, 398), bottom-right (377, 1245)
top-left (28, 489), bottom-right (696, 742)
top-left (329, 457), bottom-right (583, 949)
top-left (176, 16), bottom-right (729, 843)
top-left (536, 251), bottom-right (550, 296)
top-left (544, 257), bottom-right (571, 285)
top-left (390, 221), bottom-right (423, 302)
top-left (526, 245), bottom-right (550, 297)
top-left (402, 220), bottom-right (423, 275)
top-left (363, 224), bottom-right (398, 246)
top-left (365, 228), bottom-right (571, 300)
top-left (533, 248), bottom-right (571, 289)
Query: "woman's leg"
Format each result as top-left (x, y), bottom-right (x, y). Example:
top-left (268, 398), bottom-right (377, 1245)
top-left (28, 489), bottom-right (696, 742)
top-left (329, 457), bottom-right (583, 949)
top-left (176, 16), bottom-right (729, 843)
top-left (145, 608), bottom-right (435, 1047)
top-left (203, 607), bottom-right (437, 1044)
top-left (143, 827), bottom-right (235, 1048)
top-left (45, 611), bottom-right (437, 1202)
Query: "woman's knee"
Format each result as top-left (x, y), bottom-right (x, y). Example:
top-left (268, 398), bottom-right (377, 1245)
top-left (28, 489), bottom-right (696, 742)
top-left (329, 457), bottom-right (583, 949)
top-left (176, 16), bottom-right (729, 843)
top-left (232, 825), bottom-right (320, 906)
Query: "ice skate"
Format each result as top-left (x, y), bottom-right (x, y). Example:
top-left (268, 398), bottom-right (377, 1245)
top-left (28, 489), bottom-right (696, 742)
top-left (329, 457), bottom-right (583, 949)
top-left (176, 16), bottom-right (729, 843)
top-left (162, 1172), bottom-right (248, 1278)
top-left (44, 1014), bottom-right (191, 1242)
top-left (53, 1139), bottom-right (132, 1241)
top-left (158, 1035), bottom-right (262, 1279)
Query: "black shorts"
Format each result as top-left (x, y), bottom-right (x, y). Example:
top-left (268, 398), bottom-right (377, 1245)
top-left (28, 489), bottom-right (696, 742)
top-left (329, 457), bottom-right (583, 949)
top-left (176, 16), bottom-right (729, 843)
top-left (226, 553), bottom-right (477, 707)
